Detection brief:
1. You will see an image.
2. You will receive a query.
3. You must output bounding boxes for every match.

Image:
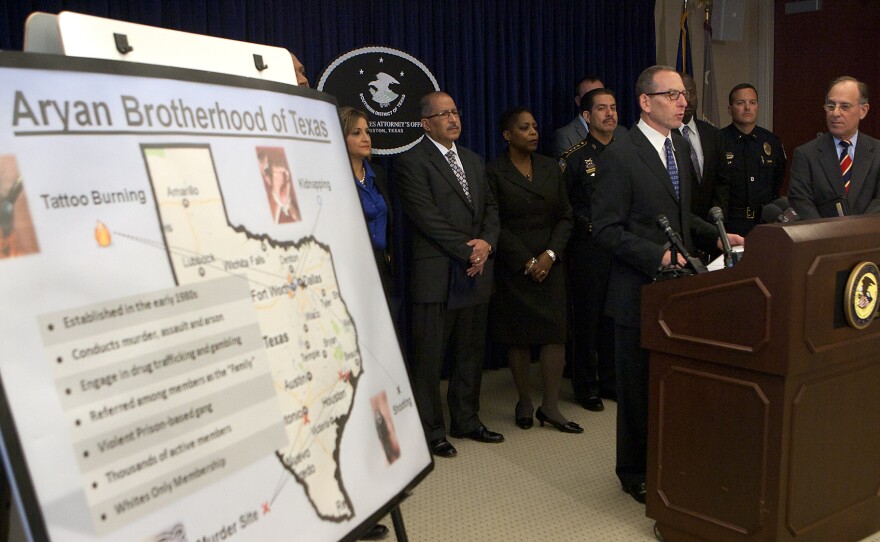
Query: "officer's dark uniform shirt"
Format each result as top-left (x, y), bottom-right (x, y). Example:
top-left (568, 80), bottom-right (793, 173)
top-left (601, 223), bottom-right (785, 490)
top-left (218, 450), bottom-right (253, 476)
top-left (559, 132), bottom-right (611, 237)
top-left (720, 124), bottom-right (786, 235)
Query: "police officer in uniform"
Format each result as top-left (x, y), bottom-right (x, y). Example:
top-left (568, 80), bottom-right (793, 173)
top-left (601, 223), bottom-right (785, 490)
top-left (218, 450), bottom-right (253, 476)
top-left (559, 88), bottom-right (618, 412)
top-left (720, 83), bottom-right (786, 236)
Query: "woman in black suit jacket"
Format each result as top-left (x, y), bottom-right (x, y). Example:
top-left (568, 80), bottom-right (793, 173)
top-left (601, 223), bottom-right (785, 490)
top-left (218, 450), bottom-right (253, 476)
top-left (340, 107), bottom-right (394, 304)
top-left (487, 107), bottom-right (580, 433)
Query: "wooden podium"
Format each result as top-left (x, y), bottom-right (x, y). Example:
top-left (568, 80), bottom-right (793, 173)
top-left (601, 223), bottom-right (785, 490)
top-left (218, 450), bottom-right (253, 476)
top-left (642, 217), bottom-right (880, 542)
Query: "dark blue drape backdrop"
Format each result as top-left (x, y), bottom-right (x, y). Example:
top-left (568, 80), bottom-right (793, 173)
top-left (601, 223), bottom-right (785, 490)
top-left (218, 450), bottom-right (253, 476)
top-left (1, 0), bottom-right (656, 161)
top-left (2, 0), bottom-right (656, 369)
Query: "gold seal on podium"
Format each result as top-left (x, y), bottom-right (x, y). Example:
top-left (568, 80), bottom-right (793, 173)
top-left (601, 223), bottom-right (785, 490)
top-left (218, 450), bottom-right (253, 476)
top-left (844, 261), bottom-right (880, 329)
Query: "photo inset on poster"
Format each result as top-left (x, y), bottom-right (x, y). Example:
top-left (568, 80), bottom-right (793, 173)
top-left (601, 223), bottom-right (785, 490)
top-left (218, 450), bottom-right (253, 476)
top-left (370, 391), bottom-right (401, 465)
top-left (0, 155), bottom-right (40, 259)
top-left (256, 147), bottom-right (301, 224)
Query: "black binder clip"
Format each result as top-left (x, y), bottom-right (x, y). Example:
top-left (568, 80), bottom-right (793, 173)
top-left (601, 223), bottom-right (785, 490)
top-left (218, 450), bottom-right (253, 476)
top-left (253, 54), bottom-right (269, 71)
top-left (113, 33), bottom-right (133, 54)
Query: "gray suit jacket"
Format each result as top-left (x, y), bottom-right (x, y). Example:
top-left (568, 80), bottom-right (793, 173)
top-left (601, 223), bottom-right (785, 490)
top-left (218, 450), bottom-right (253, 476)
top-left (789, 131), bottom-right (880, 219)
top-left (552, 116), bottom-right (630, 158)
top-left (552, 116), bottom-right (590, 158)
top-left (395, 136), bottom-right (500, 306)
top-left (592, 126), bottom-right (718, 327)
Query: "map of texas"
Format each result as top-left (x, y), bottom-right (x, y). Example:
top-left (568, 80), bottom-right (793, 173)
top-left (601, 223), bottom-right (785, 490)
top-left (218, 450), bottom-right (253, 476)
top-left (142, 144), bottom-right (360, 520)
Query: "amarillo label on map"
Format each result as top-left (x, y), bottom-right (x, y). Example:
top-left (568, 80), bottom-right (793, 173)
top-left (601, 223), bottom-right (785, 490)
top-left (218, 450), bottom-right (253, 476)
top-left (142, 145), bottom-right (362, 520)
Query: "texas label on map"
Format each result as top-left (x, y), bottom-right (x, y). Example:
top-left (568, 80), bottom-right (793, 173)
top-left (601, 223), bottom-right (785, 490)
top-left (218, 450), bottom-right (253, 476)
top-left (141, 144), bottom-right (360, 520)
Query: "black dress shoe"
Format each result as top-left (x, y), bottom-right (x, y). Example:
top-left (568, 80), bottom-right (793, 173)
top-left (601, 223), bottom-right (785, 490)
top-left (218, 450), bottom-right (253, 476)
top-left (579, 395), bottom-right (605, 412)
top-left (429, 438), bottom-right (457, 458)
top-left (515, 401), bottom-right (534, 429)
top-left (360, 523), bottom-right (389, 540)
top-left (622, 482), bottom-right (647, 504)
top-left (449, 425), bottom-right (505, 443)
top-left (535, 407), bottom-right (584, 434)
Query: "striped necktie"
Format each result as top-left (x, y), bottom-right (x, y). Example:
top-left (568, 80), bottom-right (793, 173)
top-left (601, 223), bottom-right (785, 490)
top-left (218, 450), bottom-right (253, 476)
top-left (839, 139), bottom-right (853, 195)
top-left (664, 138), bottom-right (680, 199)
top-left (681, 125), bottom-right (702, 184)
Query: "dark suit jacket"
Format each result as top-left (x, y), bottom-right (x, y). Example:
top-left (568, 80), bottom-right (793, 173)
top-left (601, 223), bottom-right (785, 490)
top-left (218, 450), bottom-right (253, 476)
top-left (789, 132), bottom-right (880, 219)
top-left (486, 153), bottom-right (572, 343)
top-left (487, 154), bottom-right (572, 273)
top-left (395, 136), bottom-right (500, 306)
top-left (592, 125), bottom-right (718, 327)
top-left (680, 119), bottom-right (725, 221)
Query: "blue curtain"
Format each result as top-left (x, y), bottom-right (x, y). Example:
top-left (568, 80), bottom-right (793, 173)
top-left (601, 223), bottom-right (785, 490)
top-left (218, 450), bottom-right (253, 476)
top-left (2, 0), bottom-right (656, 369)
top-left (1, 0), bottom-right (656, 161)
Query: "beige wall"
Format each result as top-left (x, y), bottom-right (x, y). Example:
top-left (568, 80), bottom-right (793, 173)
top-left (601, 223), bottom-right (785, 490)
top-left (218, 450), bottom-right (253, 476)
top-left (654, 0), bottom-right (772, 129)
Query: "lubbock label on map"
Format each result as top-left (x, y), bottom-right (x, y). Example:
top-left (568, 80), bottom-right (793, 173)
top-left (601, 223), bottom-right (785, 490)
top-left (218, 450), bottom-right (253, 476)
top-left (0, 54), bottom-right (429, 542)
top-left (38, 277), bottom-right (285, 534)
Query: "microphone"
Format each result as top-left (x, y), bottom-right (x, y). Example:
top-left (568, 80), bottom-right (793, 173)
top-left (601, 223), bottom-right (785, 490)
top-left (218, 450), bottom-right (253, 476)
top-left (656, 214), bottom-right (707, 274)
top-left (708, 207), bottom-right (734, 268)
top-left (762, 197), bottom-right (800, 223)
top-left (761, 203), bottom-right (783, 223)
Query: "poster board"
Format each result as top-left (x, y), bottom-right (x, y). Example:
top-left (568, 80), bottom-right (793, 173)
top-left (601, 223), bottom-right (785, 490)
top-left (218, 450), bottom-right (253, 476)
top-left (0, 50), bottom-right (431, 541)
top-left (24, 11), bottom-right (297, 85)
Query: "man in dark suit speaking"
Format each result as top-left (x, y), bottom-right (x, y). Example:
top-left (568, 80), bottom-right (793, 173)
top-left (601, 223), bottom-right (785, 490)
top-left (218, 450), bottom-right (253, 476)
top-left (395, 91), bottom-right (504, 458)
top-left (789, 76), bottom-right (880, 219)
top-left (592, 66), bottom-right (743, 504)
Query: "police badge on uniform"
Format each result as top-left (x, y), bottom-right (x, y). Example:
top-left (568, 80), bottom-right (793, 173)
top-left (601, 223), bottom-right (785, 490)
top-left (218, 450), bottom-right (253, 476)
top-left (585, 158), bottom-right (596, 176)
top-left (763, 142), bottom-right (772, 156)
top-left (845, 261), bottom-right (880, 329)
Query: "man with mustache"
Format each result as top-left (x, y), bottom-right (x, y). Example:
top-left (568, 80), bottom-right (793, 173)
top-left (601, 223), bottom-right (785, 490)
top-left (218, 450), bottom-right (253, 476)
top-left (552, 76), bottom-right (628, 158)
top-left (592, 66), bottom-right (743, 504)
top-left (395, 91), bottom-right (503, 459)
top-left (559, 88), bottom-right (620, 413)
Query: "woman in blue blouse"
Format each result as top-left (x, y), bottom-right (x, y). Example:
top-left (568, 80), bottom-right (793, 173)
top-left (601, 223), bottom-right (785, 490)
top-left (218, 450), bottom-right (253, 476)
top-left (340, 106), bottom-right (395, 542)
top-left (340, 107), bottom-right (394, 306)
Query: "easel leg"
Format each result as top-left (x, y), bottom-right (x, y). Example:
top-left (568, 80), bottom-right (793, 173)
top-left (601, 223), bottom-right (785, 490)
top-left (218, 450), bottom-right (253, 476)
top-left (0, 464), bottom-right (10, 542)
top-left (390, 506), bottom-right (407, 542)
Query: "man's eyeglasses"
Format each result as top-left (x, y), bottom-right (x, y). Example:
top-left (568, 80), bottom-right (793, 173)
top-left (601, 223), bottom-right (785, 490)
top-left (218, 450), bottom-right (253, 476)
top-left (823, 102), bottom-right (858, 113)
top-left (644, 90), bottom-right (693, 101)
top-left (424, 109), bottom-right (461, 120)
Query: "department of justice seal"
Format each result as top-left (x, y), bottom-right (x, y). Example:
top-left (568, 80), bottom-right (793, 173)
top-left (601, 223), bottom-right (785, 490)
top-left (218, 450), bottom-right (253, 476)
top-left (317, 46), bottom-right (439, 155)
top-left (844, 261), bottom-right (880, 329)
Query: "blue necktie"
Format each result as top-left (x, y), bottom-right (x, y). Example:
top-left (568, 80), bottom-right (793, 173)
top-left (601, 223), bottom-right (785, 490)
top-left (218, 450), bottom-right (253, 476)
top-left (664, 138), bottom-right (680, 199)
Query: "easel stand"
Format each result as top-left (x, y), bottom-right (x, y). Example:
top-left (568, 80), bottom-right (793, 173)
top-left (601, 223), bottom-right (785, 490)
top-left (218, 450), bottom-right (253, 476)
top-left (390, 506), bottom-right (407, 542)
top-left (0, 466), bottom-right (9, 542)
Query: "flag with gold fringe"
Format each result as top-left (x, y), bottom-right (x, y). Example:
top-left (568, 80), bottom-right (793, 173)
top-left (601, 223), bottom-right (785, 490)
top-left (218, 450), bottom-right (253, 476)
top-left (675, 0), bottom-right (693, 75)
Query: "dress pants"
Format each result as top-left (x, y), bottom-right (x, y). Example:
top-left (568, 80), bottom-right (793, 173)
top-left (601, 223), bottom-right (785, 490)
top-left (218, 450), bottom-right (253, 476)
top-left (568, 234), bottom-right (616, 400)
top-left (614, 323), bottom-right (649, 487)
top-left (410, 301), bottom-right (488, 442)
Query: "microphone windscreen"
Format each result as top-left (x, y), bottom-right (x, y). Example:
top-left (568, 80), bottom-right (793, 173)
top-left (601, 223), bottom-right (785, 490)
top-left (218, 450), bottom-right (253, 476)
top-left (771, 197), bottom-right (790, 210)
top-left (762, 204), bottom-right (784, 223)
top-left (656, 214), bottom-right (670, 229)
top-left (708, 206), bottom-right (724, 223)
